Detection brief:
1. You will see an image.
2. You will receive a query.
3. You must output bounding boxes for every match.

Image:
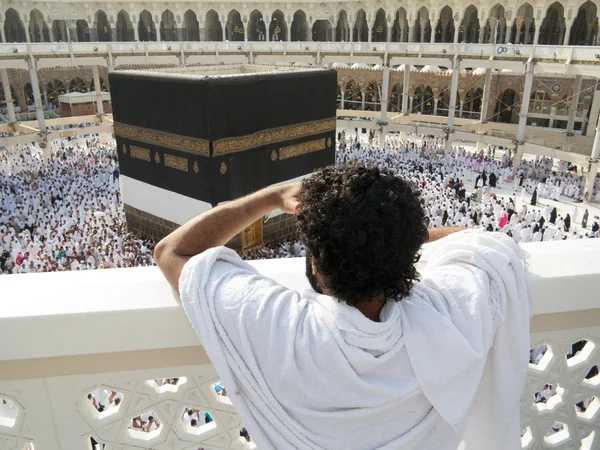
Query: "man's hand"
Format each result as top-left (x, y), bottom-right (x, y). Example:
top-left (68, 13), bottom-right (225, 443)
top-left (274, 182), bottom-right (301, 214)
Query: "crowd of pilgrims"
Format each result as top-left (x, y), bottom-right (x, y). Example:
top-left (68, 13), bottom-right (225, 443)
top-left (1, 131), bottom-right (599, 274)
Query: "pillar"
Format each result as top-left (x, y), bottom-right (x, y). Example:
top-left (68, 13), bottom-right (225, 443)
top-left (512, 146), bottom-right (523, 175)
top-left (92, 65), bottom-right (104, 115)
top-left (453, 20), bottom-right (460, 43)
top-left (361, 92), bottom-right (366, 110)
top-left (409, 21), bottom-right (418, 42)
top-left (387, 26), bottom-right (392, 43)
top-left (265, 16), bottom-right (270, 41)
top-left (592, 114), bottom-right (600, 160)
top-left (380, 65), bottom-right (390, 122)
top-left (567, 75), bottom-right (582, 134)
top-left (48, 26), bottom-right (54, 43)
top-left (433, 98), bottom-right (439, 115)
top-left (28, 59), bottom-right (46, 134)
top-left (585, 162), bottom-right (599, 202)
top-left (480, 68), bottom-right (492, 122)
top-left (533, 23), bottom-right (540, 45)
top-left (479, 20), bottom-right (486, 43)
top-left (349, 22), bottom-right (354, 43)
top-left (459, 100), bottom-right (464, 118)
top-left (430, 27), bottom-right (435, 43)
top-left (447, 58), bottom-right (460, 132)
top-left (420, 21), bottom-right (426, 43)
top-left (549, 107), bottom-right (556, 128)
top-left (222, 25), bottom-right (226, 41)
top-left (244, 26), bottom-right (248, 42)
top-left (563, 21), bottom-right (573, 46)
top-left (134, 24), bottom-right (139, 41)
top-left (506, 24), bottom-right (512, 43)
top-left (367, 26), bottom-right (372, 43)
top-left (402, 68), bottom-right (410, 114)
top-left (340, 89), bottom-right (345, 109)
top-left (517, 62), bottom-right (534, 144)
top-left (409, 96), bottom-right (414, 112)
top-left (1, 69), bottom-right (16, 123)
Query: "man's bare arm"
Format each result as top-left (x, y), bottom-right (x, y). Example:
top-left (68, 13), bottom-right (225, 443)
top-left (154, 183), bottom-right (300, 294)
top-left (427, 227), bottom-right (467, 243)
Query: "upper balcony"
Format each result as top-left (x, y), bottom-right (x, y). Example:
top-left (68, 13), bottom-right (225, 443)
top-left (1, 238), bottom-right (600, 450)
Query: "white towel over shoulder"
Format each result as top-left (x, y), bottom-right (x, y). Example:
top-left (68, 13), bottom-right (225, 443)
top-left (179, 230), bottom-right (532, 450)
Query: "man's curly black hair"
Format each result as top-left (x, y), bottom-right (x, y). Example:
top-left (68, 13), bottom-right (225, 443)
top-left (297, 164), bottom-right (429, 306)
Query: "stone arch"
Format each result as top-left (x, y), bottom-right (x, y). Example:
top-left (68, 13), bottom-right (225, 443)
top-left (413, 85), bottom-right (434, 114)
top-left (138, 9), bottom-right (157, 42)
top-left (76, 20), bottom-right (91, 42)
top-left (569, 1), bottom-right (598, 45)
top-left (52, 20), bottom-right (68, 42)
top-left (336, 10), bottom-right (350, 41)
top-left (291, 10), bottom-right (309, 41)
top-left (69, 77), bottom-right (87, 93)
top-left (353, 9), bottom-right (368, 42)
top-left (204, 10), bottom-right (223, 41)
top-left (484, 4), bottom-right (507, 44)
top-left (248, 10), bottom-right (265, 41)
top-left (513, 2), bottom-right (535, 44)
top-left (392, 8), bottom-right (409, 42)
top-left (539, 2), bottom-right (565, 45)
top-left (365, 81), bottom-right (381, 111)
top-left (160, 10), bottom-right (177, 41)
top-left (226, 10), bottom-right (244, 41)
top-left (90, 77), bottom-right (107, 92)
top-left (270, 10), bottom-right (287, 41)
top-left (344, 80), bottom-right (361, 110)
top-left (4, 8), bottom-right (26, 42)
top-left (95, 10), bottom-right (112, 42)
top-left (372, 9), bottom-right (387, 42)
top-left (312, 20), bottom-right (332, 41)
top-left (0, 83), bottom-right (17, 107)
top-left (438, 88), bottom-right (460, 116)
top-left (116, 11), bottom-right (134, 41)
top-left (459, 5), bottom-right (480, 43)
top-left (29, 9), bottom-right (49, 42)
top-left (46, 80), bottom-right (65, 108)
top-left (494, 88), bottom-right (520, 123)
top-left (389, 83), bottom-right (403, 111)
top-left (183, 10), bottom-right (200, 41)
top-left (464, 88), bottom-right (483, 118)
top-left (414, 7), bottom-right (432, 43)
top-left (435, 6), bottom-right (455, 43)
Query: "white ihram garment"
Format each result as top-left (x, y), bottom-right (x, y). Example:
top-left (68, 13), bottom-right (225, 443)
top-left (179, 231), bottom-right (532, 450)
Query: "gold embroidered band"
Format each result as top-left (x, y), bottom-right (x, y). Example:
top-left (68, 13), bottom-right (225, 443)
top-left (280, 138), bottom-right (327, 160)
top-left (130, 146), bottom-right (150, 162)
top-left (114, 122), bottom-right (210, 156)
top-left (164, 154), bottom-right (189, 172)
top-left (213, 118), bottom-right (336, 155)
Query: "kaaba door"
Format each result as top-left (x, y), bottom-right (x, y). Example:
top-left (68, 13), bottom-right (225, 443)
top-left (241, 218), bottom-right (263, 250)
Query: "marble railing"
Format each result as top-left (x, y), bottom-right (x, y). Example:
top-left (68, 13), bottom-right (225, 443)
top-left (1, 238), bottom-right (599, 450)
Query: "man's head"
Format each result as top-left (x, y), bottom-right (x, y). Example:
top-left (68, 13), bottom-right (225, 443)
top-left (297, 164), bottom-right (428, 307)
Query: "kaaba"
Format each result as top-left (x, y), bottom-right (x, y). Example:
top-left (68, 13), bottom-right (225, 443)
top-left (109, 64), bottom-right (337, 246)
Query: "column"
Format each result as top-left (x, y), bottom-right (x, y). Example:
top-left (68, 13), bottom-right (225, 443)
top-left (367, 26), bottom-right (372, 43)
top-left (409, 21), bottom-right (418, 42)
top-left (265, 16), bottom-right (270, 41)
top-left (28, 59), bottom-right (46, 133)
top-left (505, 24), bottom-right (512, 43)
top-left (480, 68), bottom-right (492, 122)
top-left (222, 25), bottom-right (226, 41)
top-left (430, 27), bottom-right (435, 43)
top-left (349, 22), bottom-right (354, 43)
top-left (549, 107), bottom-right (556, 128)
top-left (592, 114), bottom-right (600, 160)
top-left (92, 65), bottom-right (104, 115)
top-left (447, 58), bottom-right (460, 132)
top-left (47, 26), bottom-right (54, 43)
top-left (402, 67), bottom-right (410, 114)
top-left (563, 21), bottom-right (573, 46)
top-left (420, 21), bottom-right (426, 43)
top-left (1, 69), bottom-right (16, 123)
top-left (380, 65), bottom-right (390, 122)
top-left (453, 20), bottom-right (460, 43)
top-left (361, 92), bottom-right (366, 110)
top-left (387, 26), bottom-right (392, 43)
top-left (515, 21), bottom-right (522, 44)
top-left (409, 96), bottom-right (414, 112)
top-left (244, 25), bottom-right (248, 42)
top-left (517, 62), bottom-right (534, 144)
top-left (134, 24), bottom-right (139, 41)
top-left (459, 100), bottom-right (464, 118)
top-left (0, 21), bottom-right (4, 43)
top-left (340, 89), bottom-right (345, 109)
top-left (567, 75), bottom-right (582, 134)
top-left (585, 162), bottom-right (599, 203)
top-left (479, 20), bottom-right (486, 43)
top-left (533, 23), bottom-right (540, 45)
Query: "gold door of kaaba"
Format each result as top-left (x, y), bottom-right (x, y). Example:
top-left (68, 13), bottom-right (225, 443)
top-left (241, 218), bottom-right (264, 250)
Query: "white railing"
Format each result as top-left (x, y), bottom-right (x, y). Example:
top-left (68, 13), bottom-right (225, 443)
top-left (1, 239), bottom-right (600, 449)
top-left (0, 42), bottom-right (599, 63)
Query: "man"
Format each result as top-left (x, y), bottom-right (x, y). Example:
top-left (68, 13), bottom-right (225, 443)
top-left (155, 164), bottom-right (531, 450)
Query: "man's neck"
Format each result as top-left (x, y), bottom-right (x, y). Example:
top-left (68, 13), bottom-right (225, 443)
top-left (356, 294), bottom-right (386, 322)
